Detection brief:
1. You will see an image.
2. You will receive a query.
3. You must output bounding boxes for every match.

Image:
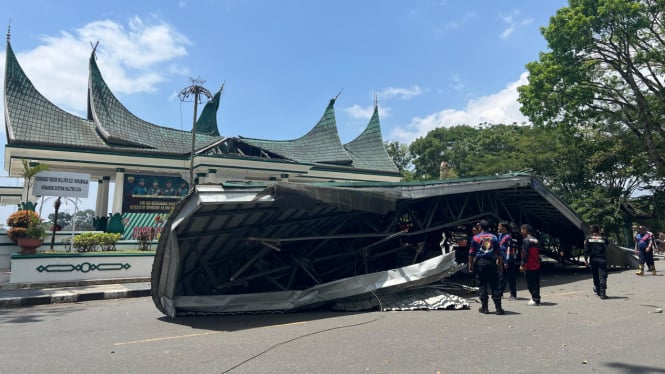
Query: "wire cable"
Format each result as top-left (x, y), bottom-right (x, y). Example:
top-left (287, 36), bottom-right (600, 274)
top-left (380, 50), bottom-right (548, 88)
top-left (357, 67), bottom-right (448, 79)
top-left (222, 315), bottom-right (384, 373)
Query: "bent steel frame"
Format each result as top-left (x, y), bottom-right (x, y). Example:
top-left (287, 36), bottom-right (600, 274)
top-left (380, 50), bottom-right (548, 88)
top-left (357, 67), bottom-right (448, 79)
top-left (151, 173), bottom-right (585, 317)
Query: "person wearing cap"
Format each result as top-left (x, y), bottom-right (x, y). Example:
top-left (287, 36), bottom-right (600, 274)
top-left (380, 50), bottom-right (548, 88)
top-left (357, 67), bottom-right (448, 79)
top-left (634, 225), bottom-right (656, 276)
top-left (519, 224), bottom-right (541, 306)
top-left (468, 219), bottom-right (505, 315)
top-left (584, 224), bottom-right (609, 299)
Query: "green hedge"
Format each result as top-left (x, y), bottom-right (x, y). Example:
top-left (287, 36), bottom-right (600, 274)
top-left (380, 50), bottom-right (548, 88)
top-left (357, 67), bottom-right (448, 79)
top-left (72, 232), bottom-right (122, 252)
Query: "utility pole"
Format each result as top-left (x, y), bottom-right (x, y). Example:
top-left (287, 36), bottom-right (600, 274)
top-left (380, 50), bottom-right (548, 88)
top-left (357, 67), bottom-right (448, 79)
top-left (178, 78), bottom-right (213, 190)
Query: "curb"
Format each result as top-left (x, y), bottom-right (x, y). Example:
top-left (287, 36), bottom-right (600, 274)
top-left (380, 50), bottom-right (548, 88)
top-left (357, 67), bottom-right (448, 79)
top-left (0, 277), bottom-right (150, 290)
top-left (0, 282), bottom-right (151, 309)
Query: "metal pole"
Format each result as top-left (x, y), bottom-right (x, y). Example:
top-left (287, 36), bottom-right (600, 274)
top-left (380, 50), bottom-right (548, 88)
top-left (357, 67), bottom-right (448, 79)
top-left (189, 93), bottom-right (199, 189)
top-left (179, 79), bottom-right (212, 190)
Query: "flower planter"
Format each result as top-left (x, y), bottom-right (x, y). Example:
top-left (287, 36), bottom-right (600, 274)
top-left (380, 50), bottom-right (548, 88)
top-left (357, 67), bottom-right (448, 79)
top-left (17, 238), bottom-right (44, 254)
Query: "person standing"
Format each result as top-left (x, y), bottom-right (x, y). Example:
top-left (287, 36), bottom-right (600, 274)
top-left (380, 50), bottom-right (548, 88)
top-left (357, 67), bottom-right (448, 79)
top-left (468, 219), bottom-right (505, 315)
top-left (584, 224), bottom-right (609, 299)
top-left (498, 221), bottom-right (518, 300)
top-left (519, 224), bottom-right (541, 306)
top-left (634, 225), bottom-right (656, 276)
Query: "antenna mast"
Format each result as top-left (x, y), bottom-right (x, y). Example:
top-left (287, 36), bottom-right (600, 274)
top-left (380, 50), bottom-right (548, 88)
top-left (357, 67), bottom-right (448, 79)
top-left (178, 78), bottom-right (213, 189)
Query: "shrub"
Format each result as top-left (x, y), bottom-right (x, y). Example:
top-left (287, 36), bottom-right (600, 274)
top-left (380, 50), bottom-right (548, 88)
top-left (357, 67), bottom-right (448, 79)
top-left (7, 210), bottom-right (44, 242)
top-left (7, 210), bottom-right (39, 228)
top-left (72, 232), bottom-right (121, 252)
top-left (7, 227), bottom-right (28, 242)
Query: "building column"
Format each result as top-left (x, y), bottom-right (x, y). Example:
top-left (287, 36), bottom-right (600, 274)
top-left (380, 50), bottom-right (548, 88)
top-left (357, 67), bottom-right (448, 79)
top-left (111, 168), bottom-right (125, 214)
top-left (100, 176), bottom-right (110, 215)
top-left (95, 179), bottom-right (104, 216)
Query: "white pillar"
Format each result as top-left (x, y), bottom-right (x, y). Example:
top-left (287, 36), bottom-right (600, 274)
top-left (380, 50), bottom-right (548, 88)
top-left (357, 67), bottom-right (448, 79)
top-left (95, 179), bottom-right (104, 216)
top-left (100, 176), bottom-right (110, 215)
top-left (112, 168), bottom-right (125, 214)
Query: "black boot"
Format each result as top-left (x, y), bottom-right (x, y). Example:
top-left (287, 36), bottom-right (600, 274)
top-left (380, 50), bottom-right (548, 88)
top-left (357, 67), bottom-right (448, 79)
top-left (478, 301), bottom-right (489, 314)
top-left (600, 289), bottom-right (607, 299)
top-left (495, 300), bottom-right (505, 315)
top-left (593, 286), bottom-right (598, 295)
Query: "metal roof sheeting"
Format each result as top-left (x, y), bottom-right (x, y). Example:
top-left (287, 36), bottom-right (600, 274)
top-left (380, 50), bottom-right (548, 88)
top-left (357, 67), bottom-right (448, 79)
top-left (151, 174), bottom-right (585, 317)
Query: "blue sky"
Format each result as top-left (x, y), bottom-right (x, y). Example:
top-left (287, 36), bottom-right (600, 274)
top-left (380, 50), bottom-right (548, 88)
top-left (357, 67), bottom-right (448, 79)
top-left (0, 0), bottom-right (567, 223)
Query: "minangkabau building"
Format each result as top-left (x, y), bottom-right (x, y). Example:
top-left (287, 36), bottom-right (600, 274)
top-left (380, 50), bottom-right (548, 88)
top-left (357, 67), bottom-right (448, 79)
top-left (2, 35), bottom-right (401, 238)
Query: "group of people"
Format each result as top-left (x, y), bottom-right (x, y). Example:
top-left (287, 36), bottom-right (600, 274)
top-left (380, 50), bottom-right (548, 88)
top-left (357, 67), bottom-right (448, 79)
top-left (131, 178), bottom-right (189, 197)
top-left (467, 219), bottom-right (542, 315)
top-left (468, 219), bottom-right (660, 315)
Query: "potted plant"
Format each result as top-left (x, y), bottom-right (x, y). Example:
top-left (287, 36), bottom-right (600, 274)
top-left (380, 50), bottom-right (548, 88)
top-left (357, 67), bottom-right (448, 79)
top-left (7, 210), bottom-right (46, 254)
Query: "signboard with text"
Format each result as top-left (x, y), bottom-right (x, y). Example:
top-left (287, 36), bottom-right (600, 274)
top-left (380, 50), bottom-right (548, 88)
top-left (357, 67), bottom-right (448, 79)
top-left (122, 174), bottom-right (189, 213)
top-left (33, 171), bottom-right (90, 198)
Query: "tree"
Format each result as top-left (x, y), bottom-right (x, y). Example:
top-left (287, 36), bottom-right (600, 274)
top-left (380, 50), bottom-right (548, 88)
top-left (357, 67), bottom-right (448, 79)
top-left (385, 141), bottom-right (415, 181)
top-left (19, 160), bottom-right (49, 201)
top-left (74, 209), bottom-right (96, 231)
top-left (518, 0), bottom-right (665, 178)
top-left (409, 125), bottom-right (478, 179)
top-left (48, 212), bottom-right (73, 229)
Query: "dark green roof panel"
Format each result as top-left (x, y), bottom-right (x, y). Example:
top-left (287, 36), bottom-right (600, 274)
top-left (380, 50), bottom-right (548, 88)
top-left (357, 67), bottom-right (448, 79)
top-left (4, 40), bottom-right (110, 149)
top-left (238, 99), bottom-right (352, 165)
top-left (343, 105), bottom-right (398, 173)
top-left (88, 53), bottom-right (220, 153)
top-left (195, 88), bottom-right (222, 137)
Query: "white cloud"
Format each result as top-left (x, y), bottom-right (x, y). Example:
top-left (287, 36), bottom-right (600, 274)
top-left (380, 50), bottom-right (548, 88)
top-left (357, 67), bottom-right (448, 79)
top-left (378, 85), bottom-right (423, 100)
top-left (390, 72), bottom-right (530, 143)
top-left (498, 10), bottom-right (534, 39)
top-left (344, 104), bottom-right (392, 120)
top-left (435, 12), bottom-right (477, 34)
top-left (2, 16), bottom-right (190, 116)
top-left (450, 74), bottom-right (465, 91)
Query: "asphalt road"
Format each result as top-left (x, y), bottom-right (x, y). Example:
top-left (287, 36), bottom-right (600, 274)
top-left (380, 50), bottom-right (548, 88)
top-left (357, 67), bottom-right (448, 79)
top-left (1, 266), bottom-right (663, 374)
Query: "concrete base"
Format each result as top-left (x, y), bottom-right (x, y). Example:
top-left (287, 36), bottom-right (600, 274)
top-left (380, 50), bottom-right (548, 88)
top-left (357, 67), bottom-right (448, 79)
top-left (9, 252), bottom-right (154, 283)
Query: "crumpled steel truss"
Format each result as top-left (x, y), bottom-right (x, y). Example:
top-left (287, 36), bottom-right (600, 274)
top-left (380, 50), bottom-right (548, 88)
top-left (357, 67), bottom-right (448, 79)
top-left (151, 174), bottom-right (585, 317)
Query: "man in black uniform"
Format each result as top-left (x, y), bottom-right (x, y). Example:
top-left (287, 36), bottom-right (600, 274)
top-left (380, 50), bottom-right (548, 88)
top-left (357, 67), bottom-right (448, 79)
top-left (584, 224), bottom-right (609, 299)
top-left (468, 219), bottom-right (504, 315)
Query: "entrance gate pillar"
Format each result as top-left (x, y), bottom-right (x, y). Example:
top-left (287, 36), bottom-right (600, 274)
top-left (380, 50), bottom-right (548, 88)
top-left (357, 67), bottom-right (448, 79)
top-left (112, 168), bottom-right (125, 214)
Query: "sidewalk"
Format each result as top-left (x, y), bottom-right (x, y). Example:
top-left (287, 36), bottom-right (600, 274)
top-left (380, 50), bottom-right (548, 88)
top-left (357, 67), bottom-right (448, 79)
top-left (0, 269), bottom-right (150, 308)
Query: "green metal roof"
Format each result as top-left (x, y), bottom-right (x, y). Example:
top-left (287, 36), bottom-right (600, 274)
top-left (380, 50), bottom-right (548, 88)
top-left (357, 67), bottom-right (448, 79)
top-left (343, 105), bottom-right (398, 172)
top-left (238, 98), bottom-right (352, 165)
top-left (88, 52), bottom-right (220, 153)
top-left (3, 38), bottom-right (398, 176)
top-left (195, 87), bottom-right (222, 137)
top-left (3, 40), bottom-right (112, 150)
top-left (237, 99), bottom-right (398, 173)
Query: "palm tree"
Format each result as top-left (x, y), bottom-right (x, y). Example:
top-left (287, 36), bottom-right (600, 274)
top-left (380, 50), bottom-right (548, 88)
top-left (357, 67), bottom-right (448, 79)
top-left (19, 160), bottom-right (49, 202)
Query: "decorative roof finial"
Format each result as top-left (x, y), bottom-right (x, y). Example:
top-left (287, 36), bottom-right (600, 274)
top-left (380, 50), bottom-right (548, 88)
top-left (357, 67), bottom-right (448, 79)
top-left (333, 89), bottom-right (343, 103)
top-left (6, 20), bottom-right (11, 41)
top-left (374, 92), bottom-right (378, 107)
top-left (90, 40), bottom-right (99, 59)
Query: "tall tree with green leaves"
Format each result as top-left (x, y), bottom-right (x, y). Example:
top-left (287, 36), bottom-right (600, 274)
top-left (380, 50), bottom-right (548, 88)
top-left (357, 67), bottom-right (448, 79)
top-left (384, 141), bottom-right (415, 180)
top-left (518, 0), bottom-right (665, 177)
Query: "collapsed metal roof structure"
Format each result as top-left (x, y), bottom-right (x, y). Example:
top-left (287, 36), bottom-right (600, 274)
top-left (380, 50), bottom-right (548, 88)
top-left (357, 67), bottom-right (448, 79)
top-left (151, 173), bottom-right (587, 317)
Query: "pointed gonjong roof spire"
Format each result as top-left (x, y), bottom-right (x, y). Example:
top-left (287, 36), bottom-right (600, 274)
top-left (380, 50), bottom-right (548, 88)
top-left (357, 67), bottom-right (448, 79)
top-left (87, 47), bottom-right (220, 153)
top-left (343, 104), bottom-right (398, 173)
top-left (195, 85), bottom-right (223, 137)
top-left (3, 38), bottom-right (107, 149)
top-left (238, 97), bottom-right (352, 165)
